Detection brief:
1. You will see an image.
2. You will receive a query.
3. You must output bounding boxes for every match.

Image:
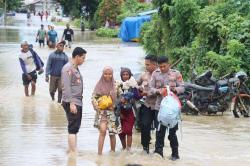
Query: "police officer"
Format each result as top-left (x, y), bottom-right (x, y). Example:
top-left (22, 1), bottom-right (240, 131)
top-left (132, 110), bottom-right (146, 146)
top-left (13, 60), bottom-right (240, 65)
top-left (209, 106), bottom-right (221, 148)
top-left (61, 47), bottom-right (87, 153)
top-left (137, 54), bottom-right (158, 154)
top-left (149, 56), bottom-right (184, 160)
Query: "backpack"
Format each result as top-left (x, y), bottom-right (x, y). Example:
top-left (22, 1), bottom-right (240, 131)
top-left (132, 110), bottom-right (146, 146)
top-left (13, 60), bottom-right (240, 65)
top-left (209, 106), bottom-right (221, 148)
top-left (157, 86), bottom-right (182, 129)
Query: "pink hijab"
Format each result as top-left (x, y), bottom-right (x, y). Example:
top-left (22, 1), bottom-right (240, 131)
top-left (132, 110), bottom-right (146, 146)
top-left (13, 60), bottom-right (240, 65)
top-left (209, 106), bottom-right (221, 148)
top-left (93, 66), bottom-right (116, 101)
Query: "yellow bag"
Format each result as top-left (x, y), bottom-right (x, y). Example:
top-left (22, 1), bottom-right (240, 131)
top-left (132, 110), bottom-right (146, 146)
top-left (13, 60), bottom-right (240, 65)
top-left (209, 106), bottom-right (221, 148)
top-left (97, 95), bottom-right (113, 110)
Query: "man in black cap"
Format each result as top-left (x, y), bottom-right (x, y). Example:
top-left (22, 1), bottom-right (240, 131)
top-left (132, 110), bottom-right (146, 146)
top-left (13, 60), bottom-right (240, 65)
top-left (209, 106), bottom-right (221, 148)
top-left (45, 40), bottom-right (68, 103)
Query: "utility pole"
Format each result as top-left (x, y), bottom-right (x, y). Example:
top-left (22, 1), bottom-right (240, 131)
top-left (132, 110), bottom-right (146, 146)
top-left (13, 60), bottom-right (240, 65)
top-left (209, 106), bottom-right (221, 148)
top-left (43, 0), bottom-right (48, 12)
top-left (46, 0), bottom-right (48, 12)
top-left (4, 0), bottom-right (7, 25)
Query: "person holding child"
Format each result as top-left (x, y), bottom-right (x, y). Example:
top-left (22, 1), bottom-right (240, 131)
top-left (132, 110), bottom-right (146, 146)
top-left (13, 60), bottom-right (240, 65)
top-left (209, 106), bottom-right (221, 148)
top-left (116, 67), bottom-right (139, 152)
top-left (92, 66), bottom-right (119, 155)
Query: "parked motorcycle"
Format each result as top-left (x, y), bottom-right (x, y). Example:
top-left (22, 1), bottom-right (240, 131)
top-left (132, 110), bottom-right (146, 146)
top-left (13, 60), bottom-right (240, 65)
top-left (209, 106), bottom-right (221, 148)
top-left (180, 71), bottom-right (250, 117)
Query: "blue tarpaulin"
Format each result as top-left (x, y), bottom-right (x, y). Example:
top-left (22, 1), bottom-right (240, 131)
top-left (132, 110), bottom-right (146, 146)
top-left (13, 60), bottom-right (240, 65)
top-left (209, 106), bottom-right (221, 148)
top-left (119, 15), bottom-right (151, 42)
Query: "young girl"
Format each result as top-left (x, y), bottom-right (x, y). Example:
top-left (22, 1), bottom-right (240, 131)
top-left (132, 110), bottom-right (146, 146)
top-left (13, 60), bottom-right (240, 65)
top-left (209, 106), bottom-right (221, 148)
top-left (117, 67), bottom-right (138, 152)
top-left (92, 66), bottom-right (118, 155)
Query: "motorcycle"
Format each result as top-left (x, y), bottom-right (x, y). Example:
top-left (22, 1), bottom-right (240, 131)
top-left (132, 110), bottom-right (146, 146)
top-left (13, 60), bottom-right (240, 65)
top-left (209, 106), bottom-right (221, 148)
top-left (180, 70), bottom-right (250, 117)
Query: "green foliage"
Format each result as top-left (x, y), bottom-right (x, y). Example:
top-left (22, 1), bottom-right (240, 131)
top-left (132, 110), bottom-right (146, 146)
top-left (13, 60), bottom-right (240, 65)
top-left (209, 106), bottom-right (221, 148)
top-left (66, 18), bottom-right (92, 30)
top-left (117, 0), bottom-right (152, 24)
top-left (204, 51), bottom-right (241, 77)
top-left (141, 0), bottom-right (250, 82)
top-left (142, 0), bottom-right (200, 53)
top-left (140, 15), bottom-right (166, 55)
top-left (170, 0), bottom-right (200, 46)
top-left (72, 18), bottom-right (81, 28)
top-left (84, 0), bottom-right (99, 19)
top-left (116, 11), bottom-right (136, 24)
top-left (196, 0), bottom-right (209, 7)
top-left (95, 0), bottom-right (123, 27)
top-left (96, 27), bottom-right (119, 38)
top-left (169, 47), bottom-right (194, 78)
top-left (197, 7), bottom-right (225, 53)
top-left (227, 39), bottom-right (245, 58)
top-left (58, 0), bottom-right (81, 18)
top-left (58, 0), bottom-right (99, 20)
top-left (0, 0), bottom-right (21, 11)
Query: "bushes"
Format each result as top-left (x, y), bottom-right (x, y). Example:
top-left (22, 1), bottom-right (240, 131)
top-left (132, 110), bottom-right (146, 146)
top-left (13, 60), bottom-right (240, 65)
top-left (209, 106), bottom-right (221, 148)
top-left (72, 18), bottom-right (92, 29)
top-left (204, 51), bottom-right (241, 77)
top-left (96, 27), bottom-right (119, 38)
top-left (94, 0), bottom-right (153, 28)
top-left (117, 0), bottom-right (152, 24)
top-left (141, 0), bottom-right (250, 82)
top-left (72, 18), bottom-right (81, 28)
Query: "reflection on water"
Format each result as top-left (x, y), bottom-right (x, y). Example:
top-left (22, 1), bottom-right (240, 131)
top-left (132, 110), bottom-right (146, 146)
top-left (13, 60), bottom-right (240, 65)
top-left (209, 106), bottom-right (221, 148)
top-left (0, 14), bottom-right (250, 166)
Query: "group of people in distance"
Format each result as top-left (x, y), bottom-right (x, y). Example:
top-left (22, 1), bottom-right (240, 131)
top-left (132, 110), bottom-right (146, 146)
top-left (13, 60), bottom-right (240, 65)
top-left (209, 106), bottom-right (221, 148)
top-left (18, 39), bottom-right (184, 161)
top-left (36, 23), bottom-right (74, 49)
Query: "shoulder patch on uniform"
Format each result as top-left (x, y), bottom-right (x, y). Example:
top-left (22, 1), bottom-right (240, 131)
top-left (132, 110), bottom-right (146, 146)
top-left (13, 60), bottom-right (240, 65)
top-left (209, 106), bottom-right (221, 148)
top-left (67, 70), bottom-right (72, 75)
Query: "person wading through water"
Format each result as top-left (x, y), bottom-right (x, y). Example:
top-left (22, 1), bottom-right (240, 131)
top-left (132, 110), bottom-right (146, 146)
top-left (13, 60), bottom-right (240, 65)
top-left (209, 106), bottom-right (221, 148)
top-left (45, 40), bottom-right (68, 103)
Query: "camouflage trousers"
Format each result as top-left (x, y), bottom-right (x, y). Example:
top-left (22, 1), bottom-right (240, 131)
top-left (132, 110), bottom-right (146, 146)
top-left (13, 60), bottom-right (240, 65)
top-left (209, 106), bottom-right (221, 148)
top-left (94, 110), bottom-right (121, 135)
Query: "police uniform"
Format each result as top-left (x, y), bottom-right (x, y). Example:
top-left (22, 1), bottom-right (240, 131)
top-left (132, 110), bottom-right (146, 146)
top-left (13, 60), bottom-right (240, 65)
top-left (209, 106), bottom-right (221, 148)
top-left (150, 68), bottom-right (184, 159)
top-left (137, 71), bottom-right (158, 152)
top-left (61, 62), bottom-right (83, 134)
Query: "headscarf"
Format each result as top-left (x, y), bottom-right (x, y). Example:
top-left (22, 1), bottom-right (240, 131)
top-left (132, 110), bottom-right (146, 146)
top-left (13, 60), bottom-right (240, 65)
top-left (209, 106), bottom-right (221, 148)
top-left (93, 66), bottom-right (116, 101)
top-left (120, 67), bottom-right (133, 82)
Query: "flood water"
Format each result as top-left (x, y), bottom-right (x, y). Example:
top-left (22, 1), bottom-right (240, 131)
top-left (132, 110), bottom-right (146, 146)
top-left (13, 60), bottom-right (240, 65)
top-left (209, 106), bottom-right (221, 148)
top-left (0, 14), bottom-right (249, 166)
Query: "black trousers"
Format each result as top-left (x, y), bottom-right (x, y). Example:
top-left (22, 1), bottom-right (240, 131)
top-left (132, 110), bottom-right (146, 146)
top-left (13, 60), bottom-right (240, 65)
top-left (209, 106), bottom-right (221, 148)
top-left (62, 102), bottom-right (82, 134)
top-left (140, 104), bottom-right (158, 148)
top-left (155, 123), bottom-right (179, 156)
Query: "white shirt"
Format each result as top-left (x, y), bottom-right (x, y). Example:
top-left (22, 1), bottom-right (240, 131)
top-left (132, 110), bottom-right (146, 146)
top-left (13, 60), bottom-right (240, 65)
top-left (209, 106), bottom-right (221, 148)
top-left (19, 51), bottom-right (36, 73)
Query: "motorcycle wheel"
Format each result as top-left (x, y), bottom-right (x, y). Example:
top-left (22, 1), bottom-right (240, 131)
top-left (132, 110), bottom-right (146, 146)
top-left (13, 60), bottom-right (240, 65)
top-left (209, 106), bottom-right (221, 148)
top-left (182, 104), bottom-right (198, 115)
top-left (233, 95), bottom-right (250, 118)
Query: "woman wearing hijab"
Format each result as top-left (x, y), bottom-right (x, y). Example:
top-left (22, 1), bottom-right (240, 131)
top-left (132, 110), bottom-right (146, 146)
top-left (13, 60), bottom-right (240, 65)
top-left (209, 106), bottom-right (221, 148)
top-left (92, 66), bottom-right (118, 155)
top-left (117, 67), bottom-right (138, 152)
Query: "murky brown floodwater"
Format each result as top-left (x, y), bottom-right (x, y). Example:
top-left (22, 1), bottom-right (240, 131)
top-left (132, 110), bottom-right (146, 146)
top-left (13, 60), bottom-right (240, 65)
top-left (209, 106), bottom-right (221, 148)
top-left (0, 14), bottom-right (250, 166)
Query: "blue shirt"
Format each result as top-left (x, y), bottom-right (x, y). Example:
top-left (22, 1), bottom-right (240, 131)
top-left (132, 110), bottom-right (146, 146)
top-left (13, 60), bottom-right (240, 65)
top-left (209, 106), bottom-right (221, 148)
top-left (46, 51), bottom-right (68, 77)
top-left (48, 30), bottom-right (57, 43)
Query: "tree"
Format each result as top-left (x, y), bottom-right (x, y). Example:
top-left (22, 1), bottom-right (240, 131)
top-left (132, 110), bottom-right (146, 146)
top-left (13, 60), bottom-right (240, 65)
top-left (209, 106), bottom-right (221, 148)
top-left (117, 0), bottom-right (152, 24)
top-left (0, 0), bottom-right (22, 11)
top-left (95, 0), bottom-right (123, 27)
top-left (57, 0), bottom-right (99, 19)
top-left (82, 0), bottom-right (99, 20)
top-left (57, 0), bottom-right (81, 18)
top-left (141, 0), bottom-right (250, 82)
